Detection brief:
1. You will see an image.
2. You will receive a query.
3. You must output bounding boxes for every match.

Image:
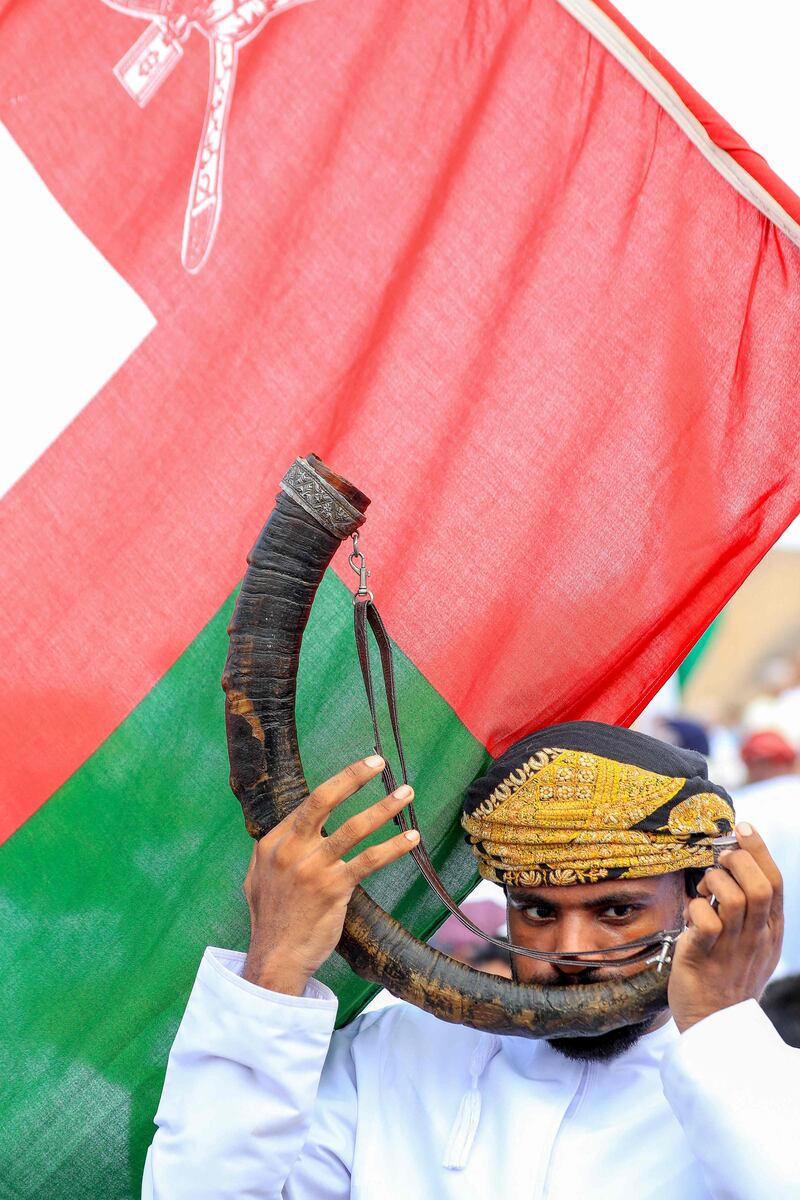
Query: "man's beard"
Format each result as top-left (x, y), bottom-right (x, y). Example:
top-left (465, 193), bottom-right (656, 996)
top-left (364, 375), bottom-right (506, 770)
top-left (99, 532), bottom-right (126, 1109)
top-left (531, 970), bottom-right (659, 1062)
top-left (545, 1017), bottom-right (655, 1062)
top-left (510, 936), bottom-right (679, 1062)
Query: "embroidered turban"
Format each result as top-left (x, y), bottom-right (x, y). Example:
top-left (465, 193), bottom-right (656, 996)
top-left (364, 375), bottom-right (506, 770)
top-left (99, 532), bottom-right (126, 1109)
top-left (461, 720), bottom-right (735, 887)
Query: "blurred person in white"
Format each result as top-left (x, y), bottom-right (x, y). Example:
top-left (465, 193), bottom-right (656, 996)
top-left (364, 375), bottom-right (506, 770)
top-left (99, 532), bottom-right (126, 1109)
top-left (735, 731), bottom-right (800, 980)
top-left (741, 656), bottom-right (800, 748)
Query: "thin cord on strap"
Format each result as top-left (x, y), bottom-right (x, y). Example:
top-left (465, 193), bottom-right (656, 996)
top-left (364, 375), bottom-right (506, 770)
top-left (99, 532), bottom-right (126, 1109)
top-left (348, 542), bottom-right (680, 970)
top-left (352, 594), bottom-right (679, 969)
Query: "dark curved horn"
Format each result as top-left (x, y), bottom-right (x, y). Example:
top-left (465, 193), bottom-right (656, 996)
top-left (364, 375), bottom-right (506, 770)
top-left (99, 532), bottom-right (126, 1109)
top-left (222, 454), bottom-right (669, 1038)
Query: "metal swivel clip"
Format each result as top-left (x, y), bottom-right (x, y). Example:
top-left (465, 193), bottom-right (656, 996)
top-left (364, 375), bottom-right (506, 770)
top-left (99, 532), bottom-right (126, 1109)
top-left (645, 932), bottom-right (679, 974)
top-left (349, 533), bottom-right (374, 605)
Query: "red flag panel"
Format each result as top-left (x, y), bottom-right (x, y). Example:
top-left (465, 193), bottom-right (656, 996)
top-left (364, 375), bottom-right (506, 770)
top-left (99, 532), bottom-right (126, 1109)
top-left (2, 0), bottom-right (800, 841)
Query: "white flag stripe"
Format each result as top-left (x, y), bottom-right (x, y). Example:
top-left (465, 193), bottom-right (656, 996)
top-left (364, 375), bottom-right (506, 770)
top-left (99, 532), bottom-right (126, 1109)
top-left (618, 0), bottom-right (800, 195)
top-left (0, 122), bottom-right (155, 498)
top-left (619, 2), bottom-right (800, 552)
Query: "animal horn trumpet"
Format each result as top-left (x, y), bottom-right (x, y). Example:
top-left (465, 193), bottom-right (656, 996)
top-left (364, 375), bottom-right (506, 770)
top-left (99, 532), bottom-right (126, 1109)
top-left (222, 454), bottom-right (668, 1037)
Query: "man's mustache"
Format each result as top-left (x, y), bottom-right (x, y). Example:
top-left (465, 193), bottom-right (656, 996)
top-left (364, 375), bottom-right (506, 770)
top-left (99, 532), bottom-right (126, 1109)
top-left (537, 964), bottom-right (642, 986)
top-left (512, 953), bottom-right (657, 988)
top-left (544, 971), bottom-right (603, 986)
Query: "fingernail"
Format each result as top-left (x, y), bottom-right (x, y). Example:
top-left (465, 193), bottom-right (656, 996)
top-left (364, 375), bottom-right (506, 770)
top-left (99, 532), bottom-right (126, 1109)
top-left (404, 830), bottom-right (420, 842)
top-left (394, 785), bottom-right (412, 800)
top-left (736, 822), bottom-right (753, 838)
top-left (365, 754), bottom-right (384, 769)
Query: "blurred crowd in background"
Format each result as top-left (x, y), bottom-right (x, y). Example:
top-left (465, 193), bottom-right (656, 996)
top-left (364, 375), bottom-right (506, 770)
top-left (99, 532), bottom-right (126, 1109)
top-left (430, 542), bottom-right (800, 1048)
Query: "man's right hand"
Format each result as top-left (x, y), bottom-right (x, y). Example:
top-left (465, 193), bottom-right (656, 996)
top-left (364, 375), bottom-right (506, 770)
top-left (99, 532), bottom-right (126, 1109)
top-left (242, 755), bottom-right (419, 995)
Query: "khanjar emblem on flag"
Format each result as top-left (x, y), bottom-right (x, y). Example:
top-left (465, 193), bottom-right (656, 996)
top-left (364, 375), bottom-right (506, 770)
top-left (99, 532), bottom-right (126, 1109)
top-left (104, 0), bottom-right (318, 273)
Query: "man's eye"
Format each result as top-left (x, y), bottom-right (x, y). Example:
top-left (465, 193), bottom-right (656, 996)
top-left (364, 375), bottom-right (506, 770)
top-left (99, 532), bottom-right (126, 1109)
top-left (602, 904), bottom-right (635, 919)
top-left (521, 905), bottom-right (555, 921)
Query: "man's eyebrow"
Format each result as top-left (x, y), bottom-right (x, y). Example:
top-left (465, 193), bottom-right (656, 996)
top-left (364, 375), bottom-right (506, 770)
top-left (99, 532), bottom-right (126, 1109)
top-left (508, 890), bottom-right (653, 909)
top-left (582, 892), bottom-right (652, 909)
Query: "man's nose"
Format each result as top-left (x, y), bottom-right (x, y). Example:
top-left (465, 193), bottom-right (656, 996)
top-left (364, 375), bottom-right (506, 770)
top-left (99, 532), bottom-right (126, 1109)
top-left (551, 915), bottom-right (601, 975)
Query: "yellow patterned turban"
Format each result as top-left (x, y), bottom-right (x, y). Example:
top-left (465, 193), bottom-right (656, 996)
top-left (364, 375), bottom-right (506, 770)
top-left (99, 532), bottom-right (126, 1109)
top-left (461, 720), bottom-right (735, 887)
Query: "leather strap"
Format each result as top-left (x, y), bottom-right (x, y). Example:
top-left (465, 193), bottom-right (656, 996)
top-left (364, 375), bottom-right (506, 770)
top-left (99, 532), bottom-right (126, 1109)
top-left (352, 596), bottom-right (680, 970)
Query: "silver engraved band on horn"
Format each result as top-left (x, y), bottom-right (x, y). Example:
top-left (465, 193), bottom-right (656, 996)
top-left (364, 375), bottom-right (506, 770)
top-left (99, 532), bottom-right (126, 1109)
top-left (280, 457), bottom-right (365, 538)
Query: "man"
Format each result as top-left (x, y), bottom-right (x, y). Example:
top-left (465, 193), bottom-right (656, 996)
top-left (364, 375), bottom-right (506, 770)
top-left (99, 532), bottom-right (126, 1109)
top-left (656, 715), bottom-right (711, 758)
top-left (429, 897), bottom-right (509, 973)
top-left (739, 729), bottom-right (797, 787)
top-left (761, 973), bottom-right (800, 1048)
top-left (143, 722), bottom-right (795, 1198)
top-left (735, 730), bottom-right (800, 980)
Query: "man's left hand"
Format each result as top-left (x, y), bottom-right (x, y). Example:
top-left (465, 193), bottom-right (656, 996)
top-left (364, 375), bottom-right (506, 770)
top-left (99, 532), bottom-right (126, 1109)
top-left (668, 823), bottom-right (783, 1033)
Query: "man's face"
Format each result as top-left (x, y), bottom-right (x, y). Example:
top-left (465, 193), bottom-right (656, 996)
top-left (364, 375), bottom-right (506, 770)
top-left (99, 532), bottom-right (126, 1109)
top-left (506, 872), bottom-right (688, 1061)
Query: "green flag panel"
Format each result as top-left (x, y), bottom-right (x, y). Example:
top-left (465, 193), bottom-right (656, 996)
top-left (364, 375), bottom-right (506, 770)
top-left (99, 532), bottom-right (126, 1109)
top-left (0, 571), bottom-right (486, 1199)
